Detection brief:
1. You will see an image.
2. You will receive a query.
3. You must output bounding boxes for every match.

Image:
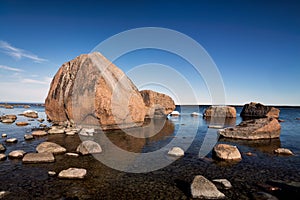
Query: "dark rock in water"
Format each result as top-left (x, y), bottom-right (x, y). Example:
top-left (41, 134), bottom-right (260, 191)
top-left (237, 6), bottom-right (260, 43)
top-left (218, 118), bottom-right (281, 140)
top-left (203, 106), bottom-right (236, 118)
top-left (45, 52), bottom-right (146, 130)
top-left (140, 90), bottom-right (175, 118)
top-left (0, 144), bottom-right (6, 153)
top-left (240, 102), bottom-right (280, 119)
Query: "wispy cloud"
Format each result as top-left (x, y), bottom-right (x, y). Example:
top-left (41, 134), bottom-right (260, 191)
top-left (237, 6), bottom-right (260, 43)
top-left (0, 65), bottom-right (24, 72)
top-left (21, 77), bottom-right (52, 85)
top-left (0, 40), bottom-right (48, 63)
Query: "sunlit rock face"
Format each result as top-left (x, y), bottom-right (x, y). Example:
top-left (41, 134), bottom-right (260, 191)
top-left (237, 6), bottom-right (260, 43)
top-left (45, 52), bottom-right (146, 130)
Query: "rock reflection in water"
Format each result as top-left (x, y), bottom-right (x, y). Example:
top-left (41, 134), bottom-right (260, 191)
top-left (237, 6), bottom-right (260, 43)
top-left (204, 117), bottom-right (236, 127)
top-left (219, 137), bottom-right (281, 154)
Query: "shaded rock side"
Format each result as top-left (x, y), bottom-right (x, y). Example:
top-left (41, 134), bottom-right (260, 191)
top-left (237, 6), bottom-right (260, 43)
top-left (45, 52), bottom-right (146, 130)
top-left (140, 90), bottom-right (175, 118)
top-left (203, 106), bottom-right (236, 118)
top-left (240, 102), bottom-right (280, 119)
top-left (218, 118), bottom-right (281, 140)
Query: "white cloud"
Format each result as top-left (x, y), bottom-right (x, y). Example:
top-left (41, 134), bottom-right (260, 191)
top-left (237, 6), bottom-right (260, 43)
top-left (0, 65), bottom-right (24, 72)
top-left (21, 77), bottom-right (52, 85)
top-left (0, 40), bottom-right (48, 63)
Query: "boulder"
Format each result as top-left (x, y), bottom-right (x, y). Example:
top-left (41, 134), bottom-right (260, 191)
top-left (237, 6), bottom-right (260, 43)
top-left (274, 148), bottom-right (293, 155)
top-left (58, 168), bottom-right (87, 179)
top-left (24, 134), bottom-right (34, 140)
top-left (167, 147), bottom-right (184, 157)
top-left (191, 175), bottom-right (225, 199)
top-left (0, 115), bottom-right (17, 123)
top-left (32, 130), bottom-right (47, 136)
top-left (140, 90), bottom-right (175, 118)
top-left (0, 144), bottom-right (6, 153)
top-left (0, 154), bottom-right (6, 161)
top-left (48, 127), bottom-right (65, 134)
top-left (5, 138), bottom-right (17, 143)
top-left (213, 144), bottom-right (242, 160)
top-left (22, 152), bottom-right (55, 163)
top-left (240, 102), bottom-right (280, 119)
top-left (76, 140), bottom-right (102, 155)
top-left (22, 110), bottom-right (38, 118)
top-left (36, 142), bottom-right (66, 155)
top-left (218, 118), bottom-right (281, 140)
top-left (45, 52), bottom-right (146, 130)
top-left (8, 150), bottom-right (26, 159)
top-left (203, 106), bottom-right (236, 118)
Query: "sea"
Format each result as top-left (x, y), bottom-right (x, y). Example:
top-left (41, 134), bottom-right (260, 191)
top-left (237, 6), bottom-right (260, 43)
top-left (0, 104), bottom-right (300, 199)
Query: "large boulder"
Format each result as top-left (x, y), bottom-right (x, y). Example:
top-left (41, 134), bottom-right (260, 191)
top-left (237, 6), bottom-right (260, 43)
top-left (45, 52), bottom-right (146, 130)
top-left (140, 90), bottom-right (175, 118)
top-left (240, 102), bottom-right (280, 119)
top-left (218, 118), bottom-right (281, 140)
top-left (203, 106), bottom-right (236, 118)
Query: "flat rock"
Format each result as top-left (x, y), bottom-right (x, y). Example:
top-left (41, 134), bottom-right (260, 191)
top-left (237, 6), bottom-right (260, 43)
top-left (79, 128), bottom-right (94, 136)
top-left (32, 130), bottom-right (47, 136)
top-left (203, 106), bottom-right (236, 118)
top-left (8, 150), bottom-right (26, 158)
top-left (167, 147), bottom-right (184, 157)
top-left (5, 138), bottom-right (18, 143)
top-left (22, 152), bottom-right (55, 163)
top-left (48, 171), bottom-right (56, 176)
top-left (191, 175), bottom-right (225, 199)
top-left (36, 142), bottom-right (66, 155)
top-left (0, 115), bottom-right (17, 123)
top-left (65, 152), bottom-right (79, 157)
top-left (1, 133), bottom-right (7, 138)
top-left (48, 127), bottom-right (65, 134)
top-left (24, 134), bottom-right (34, 140)
top-left (0, 153), bottom-right (7, 161)
top-left (218, 118), bottom-right (281, 140)
top-left (274, 148), bottom-right (293, 155)
top-left (58, 168), bottom-right (87, 179)
top-left (76, 140), bottom-right (102, 155)
top-left (213, 144), bottom-right (242, 160)
top-left (16, 122), bottom-right (29, 126)
top-left (23, 110), bottom-right (38, 118)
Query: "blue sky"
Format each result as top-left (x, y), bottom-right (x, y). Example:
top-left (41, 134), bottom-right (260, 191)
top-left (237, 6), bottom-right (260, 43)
top-left (0, 0), bottom-right (299, 105)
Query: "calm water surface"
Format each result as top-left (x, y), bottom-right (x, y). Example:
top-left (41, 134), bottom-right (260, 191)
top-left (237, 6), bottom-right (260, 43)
top-left (0, 105), bottom-right (300, 199)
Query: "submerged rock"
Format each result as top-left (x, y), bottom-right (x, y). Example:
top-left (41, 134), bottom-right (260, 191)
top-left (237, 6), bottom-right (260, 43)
top-left (36, 142), bottom-right (66, 155)
top-left (58, 168), bottom-right (87, 179)
top-left (218, 118), bottom-right (281, 140)
top-left (140, 90), bottom-right (175, 118)
top-left (213, 144), bottom-right (242, 161)
top-left (76, 140), bottom-right (102, 155)
top-left (45, 52), bottom-right (146, 130)
top-left (240, 102), bottom-right (280, 119)
top-left (203, 106), bottom-right (236, 118)
top-left (191, 175), bottom-right (225, 199)
top-left (22, 152), bottom-right (55, 163)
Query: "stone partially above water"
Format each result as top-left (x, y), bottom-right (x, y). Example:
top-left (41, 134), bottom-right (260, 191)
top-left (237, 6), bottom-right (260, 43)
top-left (191, 175), bottom-right (225, 199)
top-left (203, 106), bottom-right (236, 118)
top-left (0, 144), bottom-right (6, 153)
top-left (240, 102), bottom-right (280, 119)
top-left (22, 152), bottom-right (55, 163)
top-left (218, 118), bottom-right (281, 140)
top-left (8, 150), bottom-right (26, 159)
top-left (58, 168), bottom-right (87, 179)
top-left (22, 110), bottom-right (38, 118)
top-left (0, 114), bottom-right (17, 123)
top-left (274, 148), bottom-right (294, 155)
top-left (76, 140), bottom-right (102, 155)
top-left (36, 142), bottom-right (66, 155)
top-left (0, 154), bottom-right (7, 161)
top-left (213, 144), bottom-right (242, 161)
top-left (140, 90), bottom-right (175, 118)
top-left (167, 147), bottom-right (184, 157)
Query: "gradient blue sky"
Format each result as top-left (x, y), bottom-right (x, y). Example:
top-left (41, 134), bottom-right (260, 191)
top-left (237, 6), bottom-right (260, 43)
top-left (0, 0), bottom-right (299, 105)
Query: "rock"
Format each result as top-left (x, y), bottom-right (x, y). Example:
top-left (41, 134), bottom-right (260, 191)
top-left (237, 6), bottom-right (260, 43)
top-left (170, 111), bottom-right (180, 116)
top-left (4, 105), bottom-right (13, 109)
top-left (16, 121), bottom-right (29, 126)
top-left (203, 106), bottom-right (236, 118)
top-left (22, 152), bottom-right (55, 163)
top-left (48, 171), bottom-right (56, 176)
top-left (5, 138), bottom-right (18, 143)
top-left (240, 102), bottom-right (280, 119)
top-left (167, 147), bottom-right (184, 157)
top-left (79, 128), bottom-right (94, 136)
top-left (22, 110), bottom-right (38, 118)
top-left (0, 144), bottom-right (6, 152)
top-left (37, 118), bottom-right (44, 122)
top-left (212, 179), bottom-right (233, 189)
top-left (274, 148), bottom-right (294, 155)
top-left (32, 130), bottom-right (47, 136)
top-left (58, 168), bottom-right (87, 179)
top-left (36, 142), bottom-right (66, 155)
top-left (45, 52), bottom-right (146, 130)
top-left (24, 134), bottom-right (34, 140)
top-left (191, 175), bottom-right (225, 199)
top-left (218, 118), bottom-right (281, 140)
top-left (191, 112), bottom-right (200, 117)
top-left (1, 114), bottom-right (17, 123)
top-left (65, 131), bottom-right (76, 136)
top-left (48, 127), bottom-right (65, 134)
top-left (24, 105), bottom-right (30, 108)
top-left (8, 150), bottom-right (26, 158)
top-left (208, 125), bottom-right (224, 129)
top-left (0, 191), bottom-right (10, 199)
top-left (0, 154), bottom-right (7, 161)
top-left (1, 133), bottom-right (7, 138)
top-left (39, 124), bottom-right (47, 128)
top-left (65, 152), bottom-right (79, 157)
top-left (140, 90), bottom-right (175, 118)
top-left (76, 140), bottom-right (102, 155)
top-left (213, 144), bottom-right (242, 160)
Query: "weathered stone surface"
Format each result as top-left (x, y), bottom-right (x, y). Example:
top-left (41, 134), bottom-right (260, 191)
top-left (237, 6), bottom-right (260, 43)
top-left (22, 110), bottom-right (38, 118)
top-left (213, 144), bottom-right (242, 160)
top-left (76, 140), bottom-right (102, 155)
top-left (240, 102), bottom-right (280, 119)
top-left (0, 144), bottom-right (6, 153)
top-left (58, 168), bottom-right (87, 179)
top-left (0, 115), bottom-right (17, 123)
top-left (0, 153), bottom-right (7, 161)
top-left (140, 90), bottom-right (175, 118)
top-left (22, 152), bottom-right (55, 163)
top-left (191, 175), bottom-right (225, 199)
top-left (8, 150), bottom-right (26, 158)
top-left (218, 118), bottom-right (281, 140)
top-left (167, 147), bottom-right (184, 157)
top-left (45, 52), bottom-right (146, 130)
top-left (274, 148), bottom-right (293, 155)
top-left (203, 106), bottom-right (236, 118)
top-left (32, 130), bottom-right (47, 136)
top-left (36, 142), bottom-right (66, 155)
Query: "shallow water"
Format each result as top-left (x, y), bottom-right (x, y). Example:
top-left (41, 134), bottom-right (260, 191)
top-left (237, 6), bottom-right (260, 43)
top-left (0, 105), bottom-right (300, 199)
